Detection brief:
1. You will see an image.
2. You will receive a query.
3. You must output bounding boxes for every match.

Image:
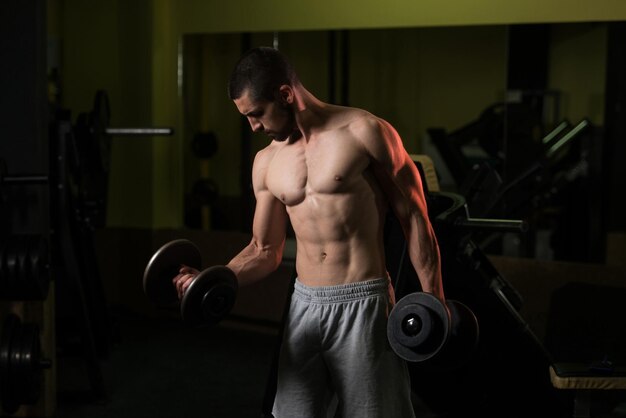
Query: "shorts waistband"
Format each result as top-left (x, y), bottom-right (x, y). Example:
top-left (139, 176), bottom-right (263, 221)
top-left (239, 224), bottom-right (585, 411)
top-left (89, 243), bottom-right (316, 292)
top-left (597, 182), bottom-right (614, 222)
top-left (293, 277), bottom-right (390, 303)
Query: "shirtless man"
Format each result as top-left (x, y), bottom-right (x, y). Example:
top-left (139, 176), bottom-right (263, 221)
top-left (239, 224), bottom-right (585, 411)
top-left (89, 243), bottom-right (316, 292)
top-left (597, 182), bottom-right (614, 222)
top-left (174, 47), bottom-right (444, 418)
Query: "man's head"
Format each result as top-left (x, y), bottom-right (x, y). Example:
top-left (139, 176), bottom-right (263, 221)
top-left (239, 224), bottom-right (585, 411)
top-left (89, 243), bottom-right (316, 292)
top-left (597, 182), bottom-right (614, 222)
top-left (228, 47), bottom-right (298, 102)
top-left (229, 47), bottom-right (299, 141)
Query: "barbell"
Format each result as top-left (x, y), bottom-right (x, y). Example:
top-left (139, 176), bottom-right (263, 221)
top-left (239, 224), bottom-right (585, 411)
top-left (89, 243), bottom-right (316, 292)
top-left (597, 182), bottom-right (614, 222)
top-left (142, 239), bottom-right (238, 327)
top-left (72, 90), bottom-right (174, 228)
top-left (388, 292), bottom-right (479, 369)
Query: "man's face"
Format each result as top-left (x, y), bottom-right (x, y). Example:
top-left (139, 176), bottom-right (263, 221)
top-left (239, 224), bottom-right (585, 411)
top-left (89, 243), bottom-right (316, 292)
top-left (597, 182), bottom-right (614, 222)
top-left (233, 89), bottom-right (295, 142)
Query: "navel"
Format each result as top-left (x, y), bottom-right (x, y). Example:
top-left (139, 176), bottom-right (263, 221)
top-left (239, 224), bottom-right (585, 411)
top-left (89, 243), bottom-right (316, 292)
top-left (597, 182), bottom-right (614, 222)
top-left (334, 175), bottom-right (342, 181)
top-left (320, 251), bottom-right (327, 261)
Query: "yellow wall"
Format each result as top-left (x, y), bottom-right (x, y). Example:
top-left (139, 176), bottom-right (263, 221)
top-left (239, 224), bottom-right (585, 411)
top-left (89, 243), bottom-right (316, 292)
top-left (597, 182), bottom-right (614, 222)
top-left (54, 0), bottom-right (619, 229)
top-left (548, 23), bottom-right (607, 125)
top-left (347, 26), bottom-right (508, 153)
top-left (183, 34), bottom-right (245, 200)
top-left (151, 0), bottom-right (183, 228)
top-left (60, 0), bottom-right (158, 228)
top-left (178, 0), bottom-right (626, 34)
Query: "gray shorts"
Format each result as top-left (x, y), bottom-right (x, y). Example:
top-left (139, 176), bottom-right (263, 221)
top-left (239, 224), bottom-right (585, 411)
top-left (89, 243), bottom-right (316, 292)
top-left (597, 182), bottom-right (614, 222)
top-left (272, 277), bottom-right (415, 418)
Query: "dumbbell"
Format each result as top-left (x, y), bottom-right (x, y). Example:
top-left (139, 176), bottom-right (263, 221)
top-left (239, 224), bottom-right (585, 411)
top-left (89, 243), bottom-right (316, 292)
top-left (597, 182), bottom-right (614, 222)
top-left (142, 239), bottom-right (238, 327)
top-left (387, 292), bottom-right (479, 370)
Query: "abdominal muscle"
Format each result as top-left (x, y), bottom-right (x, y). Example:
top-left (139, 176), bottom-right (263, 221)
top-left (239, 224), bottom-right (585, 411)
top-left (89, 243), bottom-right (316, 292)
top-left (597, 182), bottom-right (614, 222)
top-left (286, 189), bottom-right (388, 287)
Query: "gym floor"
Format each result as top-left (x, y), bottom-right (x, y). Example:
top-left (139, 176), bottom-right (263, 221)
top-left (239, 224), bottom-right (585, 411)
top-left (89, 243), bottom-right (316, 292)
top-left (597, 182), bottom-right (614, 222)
top-left (55, 309), bottom-right (279, 418)
top-left (54, 307), bottom-right (626, 418)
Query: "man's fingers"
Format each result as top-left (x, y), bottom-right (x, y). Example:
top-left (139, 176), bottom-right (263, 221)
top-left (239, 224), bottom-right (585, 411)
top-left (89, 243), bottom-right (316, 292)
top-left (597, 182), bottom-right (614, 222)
top-left (172, 273), bottom-right (183, 285)
top-left (175, 275), bottom-right (185, 298)
top-left (179, 265), bottom-right (193, 274)
top-left (181, 280), bottom-right (191, 295)
top-left (173, 267), bottom-right (201, 298)
top-left (175, 273), bottom-right (196, 299)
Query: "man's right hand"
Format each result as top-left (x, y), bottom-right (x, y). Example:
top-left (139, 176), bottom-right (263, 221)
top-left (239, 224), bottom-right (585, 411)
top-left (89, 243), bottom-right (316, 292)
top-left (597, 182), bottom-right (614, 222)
top-left (172, 265), bottom-right (200, 300)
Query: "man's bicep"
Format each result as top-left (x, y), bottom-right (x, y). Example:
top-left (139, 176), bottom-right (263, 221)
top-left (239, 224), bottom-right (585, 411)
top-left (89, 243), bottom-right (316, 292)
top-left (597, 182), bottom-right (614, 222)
top-left (249, 148), bottom-right (286, 245)
top-left (365, 120), bottom-right (428, 214)
top-left (251, 189), bottom-right (288, 249)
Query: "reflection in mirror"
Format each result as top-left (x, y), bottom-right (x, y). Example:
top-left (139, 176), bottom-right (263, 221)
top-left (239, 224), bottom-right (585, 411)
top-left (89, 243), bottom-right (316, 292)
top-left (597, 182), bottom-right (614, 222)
top-left (181, 23), bottom-right (608, 263)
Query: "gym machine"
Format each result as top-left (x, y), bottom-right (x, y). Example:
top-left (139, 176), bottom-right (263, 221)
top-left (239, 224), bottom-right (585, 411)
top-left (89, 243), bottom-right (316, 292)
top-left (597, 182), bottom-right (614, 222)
top-left (383, 158), bottom-right (566, 416)
top-left (0, 89), bottom-right (173, 414)
top-left (428, 99), bottom-right (602, 261)
top-left (51, 90), bottom-right (173, 402)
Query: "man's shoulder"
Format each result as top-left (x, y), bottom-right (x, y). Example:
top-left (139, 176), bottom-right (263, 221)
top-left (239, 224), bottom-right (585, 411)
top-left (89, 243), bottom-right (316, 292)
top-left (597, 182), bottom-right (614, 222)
top-left (328, 106), bottom-right (381, 135)
top-left (337, 109), bottom-right (390, 145)
top-left (254, 142), bottom-right (281, 165)
top-left (333, 108), bottom-right (402, 159)
top-left (251, 143), bottom-right (282, 190)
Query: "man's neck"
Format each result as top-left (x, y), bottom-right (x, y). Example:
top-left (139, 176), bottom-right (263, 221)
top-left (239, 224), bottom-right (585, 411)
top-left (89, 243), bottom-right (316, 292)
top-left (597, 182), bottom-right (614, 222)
top-left (292, 86), bottom-right (329, 141)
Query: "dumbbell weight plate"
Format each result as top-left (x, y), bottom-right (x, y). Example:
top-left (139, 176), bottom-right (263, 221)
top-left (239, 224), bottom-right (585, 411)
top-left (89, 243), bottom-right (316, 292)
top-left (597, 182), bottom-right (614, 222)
top-left (387, 292), bottom-right (450, 363)
top-left (181, 266), bottom-right (238, 327)
top-left (0, 240), bottom-right (8, 295)
top-left (143, 239), bottom-right (202, 307)
top-left (4, 241), bottom-right (18, 296)
top-left (9, 322), bottom-right (28, 411)
top-left (0, 315), bottom-right (50, 414)
top-left (431, 300), bottom-right (479, 371)
top-left (16, 236), bottom-right (30, 298)
top-left (28, 236), bottom-right (50, 300)
top-left (0, 314), bottom-right (18, 413)
top-left (13, 322), bottom-right (43, 406)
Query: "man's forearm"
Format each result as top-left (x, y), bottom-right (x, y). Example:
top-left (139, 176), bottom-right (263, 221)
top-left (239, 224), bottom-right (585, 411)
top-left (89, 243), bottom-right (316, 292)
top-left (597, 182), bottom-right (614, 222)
top-left (405, 215), bottom-right (444, 300)
top-left (226, 239), bottom-right (284, 286)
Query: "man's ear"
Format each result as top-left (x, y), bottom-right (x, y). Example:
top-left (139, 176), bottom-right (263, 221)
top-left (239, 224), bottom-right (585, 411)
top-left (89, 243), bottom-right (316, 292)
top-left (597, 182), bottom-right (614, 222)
top-left (278, 85), bottom-right (294, 105)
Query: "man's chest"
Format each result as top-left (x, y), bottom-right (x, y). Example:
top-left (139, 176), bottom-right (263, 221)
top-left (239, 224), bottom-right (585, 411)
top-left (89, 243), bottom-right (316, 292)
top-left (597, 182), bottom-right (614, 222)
top-left (265, 136), bottom-right (370, 205)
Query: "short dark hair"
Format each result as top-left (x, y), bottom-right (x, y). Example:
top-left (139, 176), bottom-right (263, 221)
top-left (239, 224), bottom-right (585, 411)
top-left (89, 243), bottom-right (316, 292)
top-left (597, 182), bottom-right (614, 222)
top-left (228, 47), bottom-right (298, 102)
